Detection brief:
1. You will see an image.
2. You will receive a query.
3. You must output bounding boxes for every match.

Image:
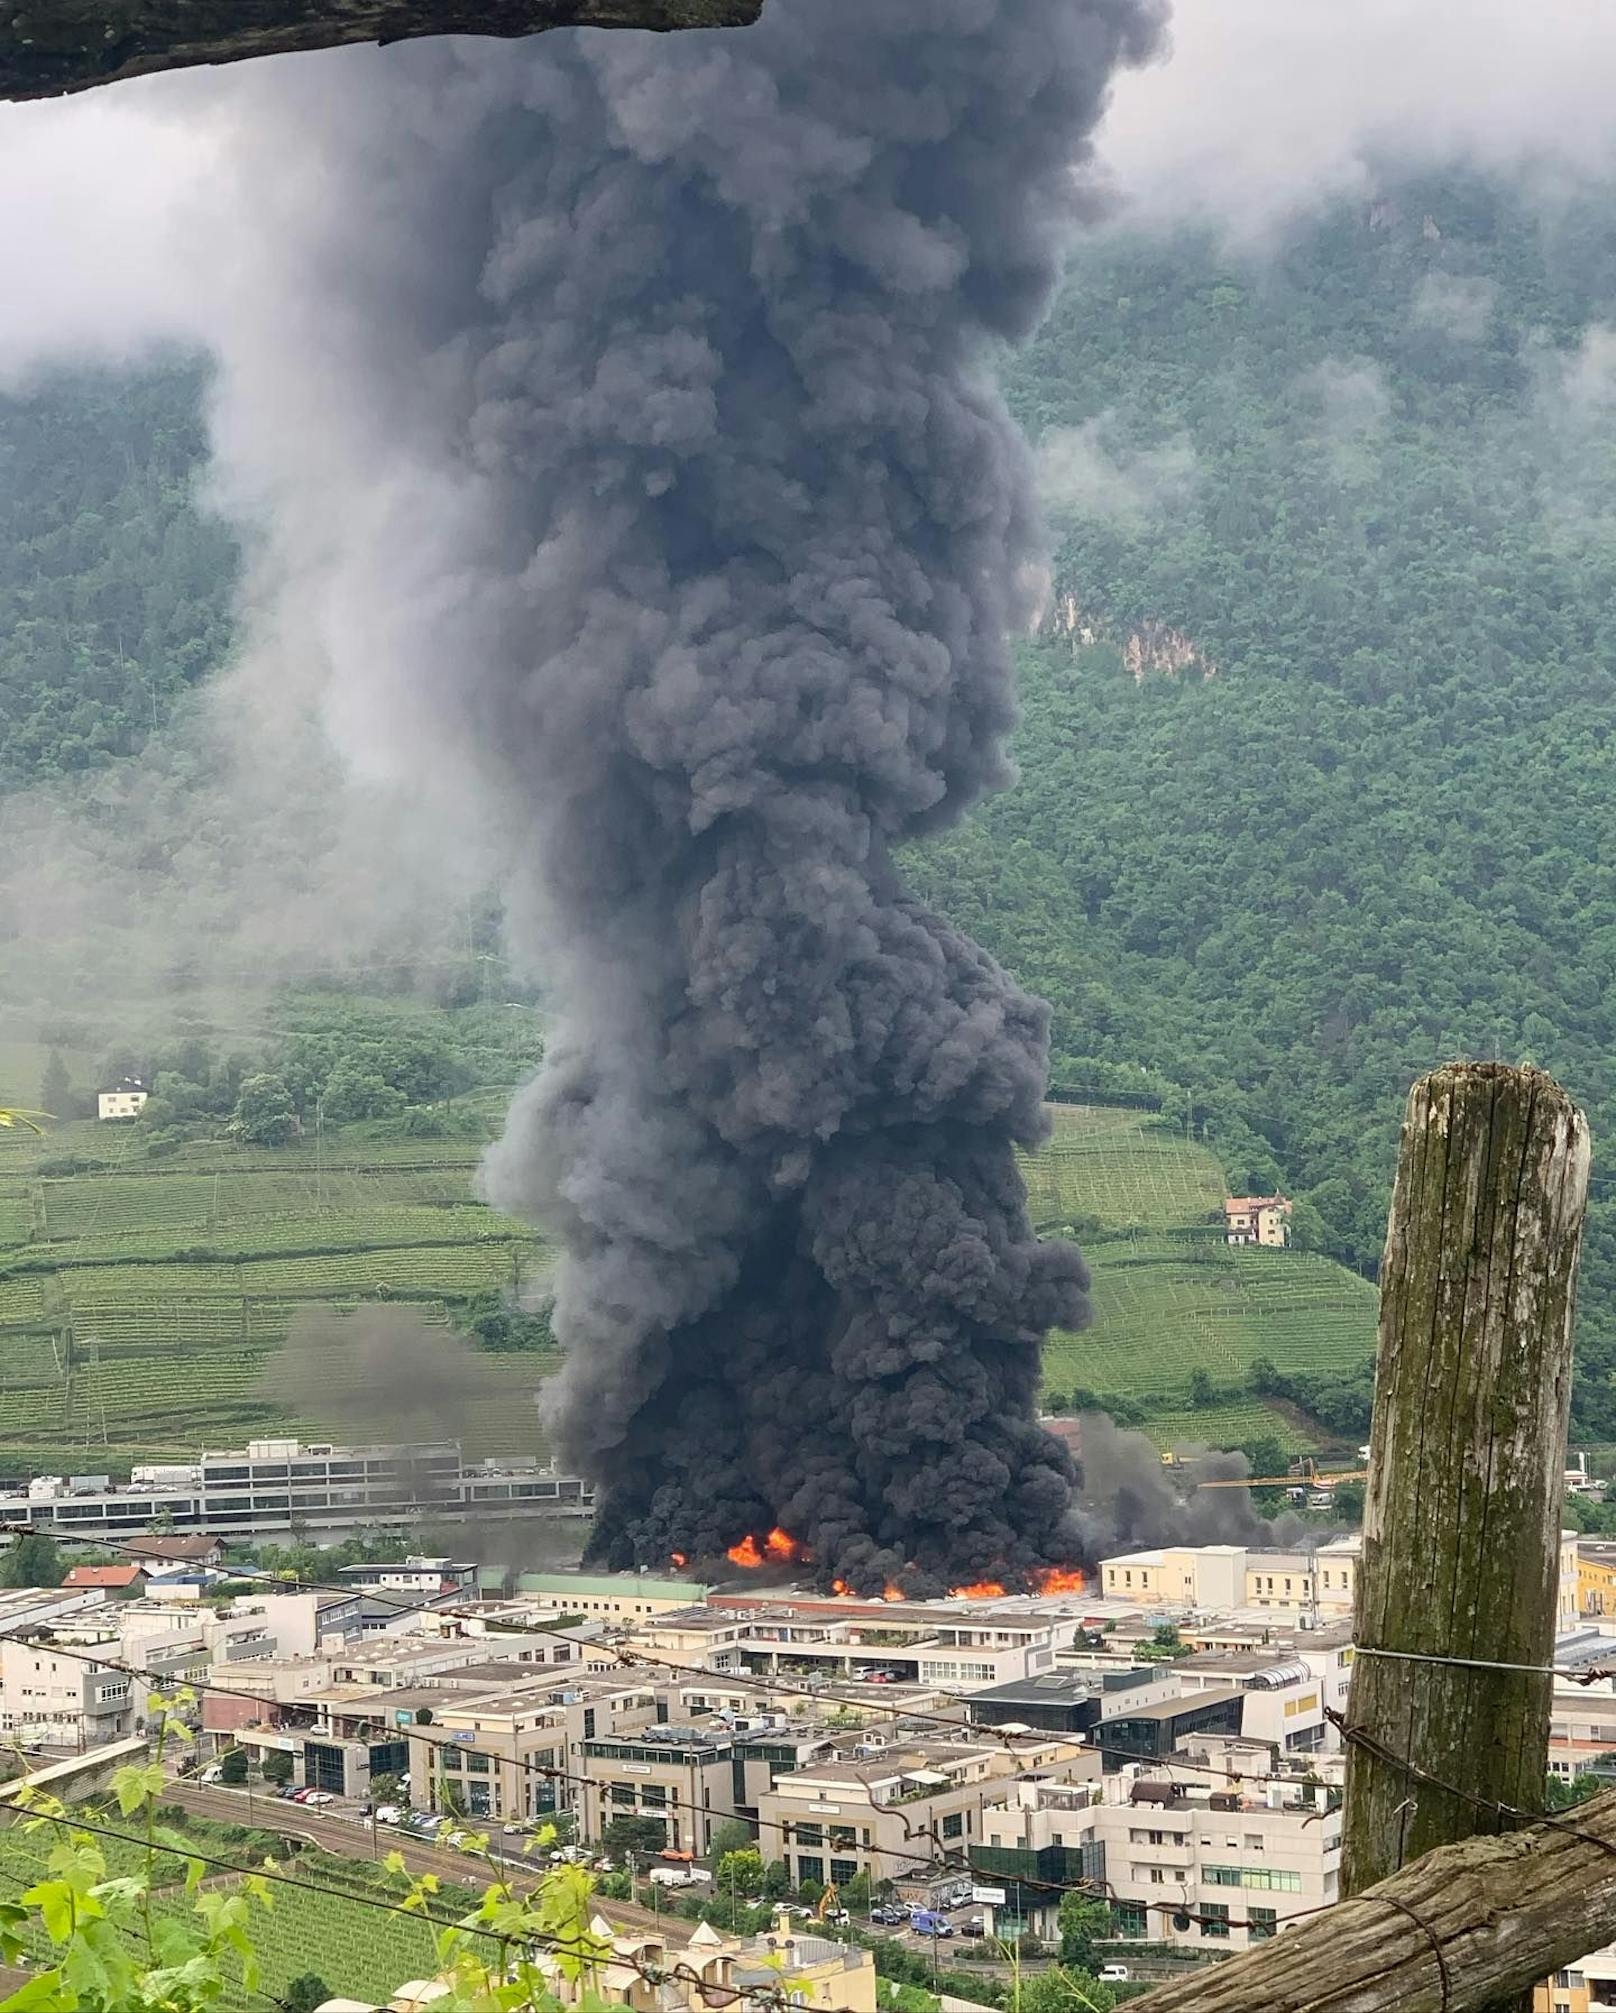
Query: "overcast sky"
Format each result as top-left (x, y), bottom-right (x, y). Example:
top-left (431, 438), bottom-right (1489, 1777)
top-left (2, 0), bottom-right (1615, 381)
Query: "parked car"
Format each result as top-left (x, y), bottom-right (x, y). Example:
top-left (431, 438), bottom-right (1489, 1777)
top-left (869, 1906), bottom-right (907, 1926)
top-left (1099, 1967), bottom-right (1130, 1984)
top-left (910, 1912), bottom-right (954, 1938)
top-left (375, 1805), bottom-right (403, 1825)
top-left (273, 1786), bottom-right (298, 1800)
top-left (822, 1908), bottom-right (851, 1928)
top-left (302, 1791), bottom-right (334, 1806)
top-left (200, 1765), bottom-right (224, 1786)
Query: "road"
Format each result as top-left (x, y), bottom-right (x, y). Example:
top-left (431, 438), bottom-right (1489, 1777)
top-left (159, 1781), bottom-right (689, 1942)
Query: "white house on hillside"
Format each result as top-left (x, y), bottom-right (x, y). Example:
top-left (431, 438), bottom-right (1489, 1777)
top-left (97, 1080), bottom-right (148, 1121)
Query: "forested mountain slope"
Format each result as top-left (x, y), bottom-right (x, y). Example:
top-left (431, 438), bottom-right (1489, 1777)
top-left (0, 360), bottom-right (234, 785)
top-left (10, 168), bottom-right (1616, 1439)
top-left (913, 171), bottom-right (1616, 1433)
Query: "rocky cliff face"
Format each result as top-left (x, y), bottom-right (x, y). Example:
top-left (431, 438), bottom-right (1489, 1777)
top-left (1046, 593), bottom-right (1215, 681)
top-left (2, 1), bottom-right (762, 101)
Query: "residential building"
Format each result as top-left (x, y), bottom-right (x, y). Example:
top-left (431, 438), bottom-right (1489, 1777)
top-left (1224, 1196), bottom-right (1292, 1248)
top-left (125, 1534), bottom-right (227, 1570)
top-left (720, 1601), bottom-right (1069, 1690)
top-left (1098, 1540), bottom-right (1357, 1619)
top-left (1535, 1943), bottom-right (1616, 2013)
top-left (1170, 1652), bottom-right (1329, 1754)
top-left (326, 1909), bottom-right (878, 2013)
top-left (979, 1771), bottom-right (1340, 1948)
top-left (1314, 1536), bottom-right (1360, 1617)
top-left (0, 1634), bottom-right (139, 1745)
top-left (97, 1081), bottom-right (148, 1121)
top-left (757, 1732), bottom-right (1098, 1891)
top-left (62, 1564), bottom-right (148, 1597)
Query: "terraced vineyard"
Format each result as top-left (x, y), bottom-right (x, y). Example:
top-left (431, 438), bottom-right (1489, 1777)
top-left (1021, 1103), bottom-right (1376, 1450)
top-left (0, 1107), bottom-right (553, 1473)
top-left (0, 1819), bottom-right (496, 2011)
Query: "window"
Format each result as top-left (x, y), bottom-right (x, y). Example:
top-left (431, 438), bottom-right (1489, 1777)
top-left (830, 1859), bottom-right (858, 1886)
top-left (583, 1710), bottom-right (596, 1740)
top-left (1248, 1908), bottom-right (1277, 1942)
top-left (1200, 1904), bottom-right (1230, 1940)
top-left (1554, 1977), bottom-right (1585, 1991)
top-left (797, 1855), bottom-right (824, 1885)
top-left (1113, 1904), bottom-right (1147, 1939)
top-left (1244, 1836), bottom-right (1264, 1853)
top-left (610, 1784), bottom-right (637, 1807)
top-left (794, 1823), bottom-right (824, 1847)
top-left (830, 1827), bottom-right (857, 1849)
top-left (942, 1814), bottom-right (964, 1840)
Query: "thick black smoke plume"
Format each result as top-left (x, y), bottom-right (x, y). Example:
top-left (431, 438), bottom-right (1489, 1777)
top-left (199, 0), bottom-right (1164, 1595)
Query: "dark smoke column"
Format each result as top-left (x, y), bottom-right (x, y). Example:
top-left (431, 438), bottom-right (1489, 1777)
top-left (207, 0), bottom-right (1163, 1595)
top-left (464, 0), bottom-right (1166, 1594)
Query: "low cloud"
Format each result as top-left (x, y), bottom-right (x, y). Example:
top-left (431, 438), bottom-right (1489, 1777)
top-left (1036, 415), bottom-right (1198, 526)
top-left (1412, 272), bottom-right (1497, 343)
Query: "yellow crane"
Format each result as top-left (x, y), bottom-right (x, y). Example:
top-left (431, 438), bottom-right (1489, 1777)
top-left (1195, 1456), bottom-right (1366, 1490)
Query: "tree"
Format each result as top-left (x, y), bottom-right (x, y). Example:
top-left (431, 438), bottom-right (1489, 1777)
top-left (1019, 1967), bottom-right (1115, 2013)
top-left (1332, 1479), bottom-right (1367, 1523)
top-left (39, 1050), bottom-right (70, 1121)
top-left (283, 1977), bottom-right (331, 2013)
top-left (844, 1868), bottom-right (873, 1914)
top-left (762, 1859), bottom-right (793, 1900)
top-left (1057, 1891), bottom-right (1113, 1973)
top-left (228, 1073), bottom-right (297, 1147)
top-left (603, 1814), bottom-right (670, 1860)
top-left (217, 1748), bottom-right (249, 1786)
top-left (261, 1750), bottom-right (294, 1787)
top-left (716, 1848), bottom-right (765, 1899)
top-left (0, 1533), bottom-right (63, 1588)
top-left (1188, 1368), bottom-right (1216, 1409)
top-left (708, 1818), bottom-right (757, 1861)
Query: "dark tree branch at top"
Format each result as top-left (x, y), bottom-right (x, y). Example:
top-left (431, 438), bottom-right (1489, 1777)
top-left (1, 1), bottom-right (763, 102)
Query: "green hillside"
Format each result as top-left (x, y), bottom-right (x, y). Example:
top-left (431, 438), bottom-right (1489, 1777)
top-left (1021, 1104), bottom-right (1375, 1452)
top-left (0, 1027), bottom-right (557, 1475)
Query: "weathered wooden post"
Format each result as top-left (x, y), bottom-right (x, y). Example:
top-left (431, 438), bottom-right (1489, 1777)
top-left (1343, 1063), bottom-right (1591, 1938)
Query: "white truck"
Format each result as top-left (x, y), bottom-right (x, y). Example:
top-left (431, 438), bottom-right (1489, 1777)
top-left (649, 1866), bottom-right (713, 1889)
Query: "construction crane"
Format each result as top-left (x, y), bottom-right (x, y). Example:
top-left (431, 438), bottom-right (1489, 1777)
top-left (1195, 1456), bottom-right (1367, 1490)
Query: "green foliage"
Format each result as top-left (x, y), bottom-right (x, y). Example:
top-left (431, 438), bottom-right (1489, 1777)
top-left (910, 169), bottom-right (1616, 1438)
top-left (761, 1859), bottom-right (792, 1900)
top-left (706, 1819), bottom-right (756, 1862)
top-left (1545, 1773), bottom-right (1604, 1811)
top-left (283, 1974), bottom-right (331, 2013)
top-left (0, 362), bottom-right (236, 789)
top-left (0, 1534), bottom-right (63, 1589)
top-left (1016, 1968), bottom-right (1115, 2013)
top-left (714, 1849), bottom-right (764, 1898)
top-left (1054, 1892), bottom-right (1118, 1972)
top-left (217, 1749), bottom-right (249, 1787)
top-left (601, 1815), bottom-right (668, 1860)
top-left (229, 1075), bottom-right (297, 1148)
top-left (1331, 1479), bottom-right (1367, 1523)
top-left (261, 1752), bottom-right (293, 1788)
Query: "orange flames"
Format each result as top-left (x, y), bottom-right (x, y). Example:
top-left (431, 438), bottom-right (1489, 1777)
top-left (669, 1552), bottom-right (688, 1569)
top-left (950, 1579), bottom-right (1009, 1599)
top-left (831, 1578), bottom-right (852, 1596)
top-left (1032, 1565), bottom-right (1086, 1595)
top-left (882, 1583), bottom-right (907, 1602)
top-left (725, 1527), bottom-right (804, 1570)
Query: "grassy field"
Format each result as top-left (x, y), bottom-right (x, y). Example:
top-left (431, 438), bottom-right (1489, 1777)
top-left (0, 1100), bottom-right (554, 1474)
top-left (1022, 1104), bottom-right (1376, 1451)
